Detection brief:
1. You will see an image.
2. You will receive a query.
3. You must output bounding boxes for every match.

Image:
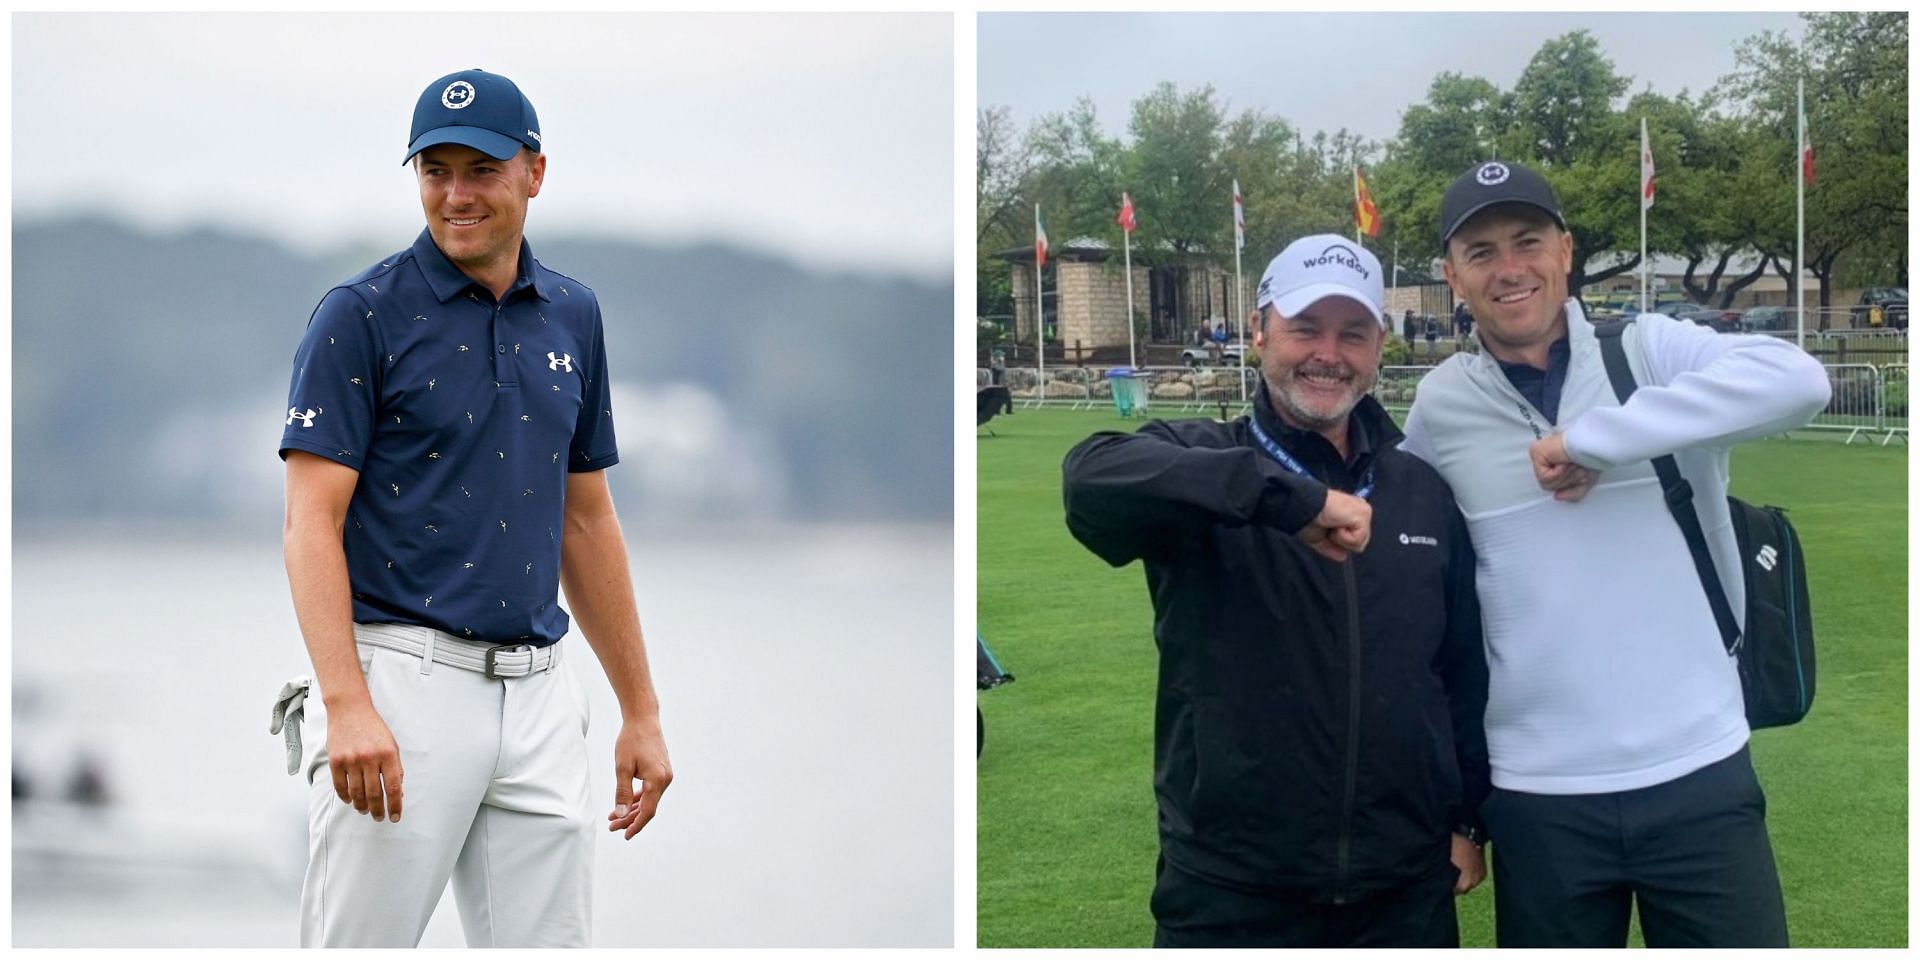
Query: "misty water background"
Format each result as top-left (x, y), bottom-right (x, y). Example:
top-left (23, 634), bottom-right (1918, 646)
top-left (11, 214), bottom-right (958, 943)
top-left (13, 14), bottom-right (956, 944)
top-left (14, 525), bottom-right (953, 947)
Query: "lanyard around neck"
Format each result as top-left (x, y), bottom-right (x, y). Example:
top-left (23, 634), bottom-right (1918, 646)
top-left (1247, 415), bottom-right (1374, 500)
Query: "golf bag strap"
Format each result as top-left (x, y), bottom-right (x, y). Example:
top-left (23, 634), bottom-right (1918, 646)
top-left (1592, 320), bottom-right (1743, 655)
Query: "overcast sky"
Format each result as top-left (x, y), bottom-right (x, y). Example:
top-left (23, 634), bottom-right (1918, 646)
top-left (13, 13), bottom-right (954, 280)
top-left (979, 12), bottom-right (1808, 148)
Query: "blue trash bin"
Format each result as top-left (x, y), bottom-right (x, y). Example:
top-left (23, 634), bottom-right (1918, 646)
top-left (1108, 367), bottom-right (1148, 417)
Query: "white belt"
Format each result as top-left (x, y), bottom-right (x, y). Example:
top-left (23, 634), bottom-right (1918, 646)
top-left (355, 622), bottom-right (561, 678)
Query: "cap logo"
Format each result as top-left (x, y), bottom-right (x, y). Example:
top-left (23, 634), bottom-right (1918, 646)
top-left (1476, 162), bottom-right (1510, 186)
top-left (1301, 243), bottom-right (1370, 281)
top-left (441, 81), bottom-right (476, 110)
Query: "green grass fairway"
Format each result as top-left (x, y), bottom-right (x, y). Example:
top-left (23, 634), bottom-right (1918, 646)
top-left (977, 407), bottom-right (1907, 948)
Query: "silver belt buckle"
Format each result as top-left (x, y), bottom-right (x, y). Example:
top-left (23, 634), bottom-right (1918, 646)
top-left (485, 644), bottom-right (531, 679)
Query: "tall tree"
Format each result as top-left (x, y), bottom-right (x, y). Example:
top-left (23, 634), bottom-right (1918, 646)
top-left (1372, 73), bottom-right (1509, 281)
top-left (1126, 82), bottom-right (1231, 256)
top-left (1718, 12), bottom-right (1908, 308)
top-left (1506, 31), bottom-right (1641, 293)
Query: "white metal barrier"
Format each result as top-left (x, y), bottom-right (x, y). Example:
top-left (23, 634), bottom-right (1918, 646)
top-left (1881, 363), bottom-right (1907, 446)
top-left (996, 366), bottom-right (1259, 413)
top-left (1809, 364), bottom-right (1883, 444)
top-left (991, 364), bottom-right (1912, 446)
top-left (1375, 366), bottom-right (1429, 417)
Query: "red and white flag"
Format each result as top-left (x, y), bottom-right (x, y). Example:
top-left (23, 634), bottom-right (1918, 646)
top-left (1232, 179), bottom-right (1245, 251)
top-left (1641, 117), bottom-right (1656, 210)
top-left (1800, 106), bottom-right (1815, 186)
top-left (1117, 192), bottom-right (1136, 234)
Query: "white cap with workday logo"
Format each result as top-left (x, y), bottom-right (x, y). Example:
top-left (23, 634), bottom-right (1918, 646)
top-left (1254, 234), bottom-right (1387, 328)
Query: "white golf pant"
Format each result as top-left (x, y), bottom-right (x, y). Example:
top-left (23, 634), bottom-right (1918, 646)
top-left (300, 623), bottom-right (594, 947)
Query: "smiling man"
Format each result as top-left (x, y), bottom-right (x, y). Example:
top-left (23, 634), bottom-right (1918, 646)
top-left (276, 69), bottom-right (671, 947)
top-left (1062, 235), bottom-right (1490, 948)
top-left (1401, 161), bottom-right (1828, 947)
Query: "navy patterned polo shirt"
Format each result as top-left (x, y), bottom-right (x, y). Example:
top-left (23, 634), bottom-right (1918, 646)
top-left (279, 229), bottom-right (619, 647)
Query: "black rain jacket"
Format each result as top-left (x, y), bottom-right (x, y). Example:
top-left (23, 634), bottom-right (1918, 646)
top-left (1061, 386), bottom-right (1489, 903)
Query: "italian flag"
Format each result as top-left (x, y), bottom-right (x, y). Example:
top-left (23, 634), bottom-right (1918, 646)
top-left (1034, 204), bottom-right (1049, 269)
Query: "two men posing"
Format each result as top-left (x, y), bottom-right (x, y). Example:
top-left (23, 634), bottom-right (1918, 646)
top-left (1064, 160), bottom-right (1828, 947)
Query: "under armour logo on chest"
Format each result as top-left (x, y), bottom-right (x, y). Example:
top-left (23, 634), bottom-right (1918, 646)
top-left (548, 352), bottom-right (574, 372)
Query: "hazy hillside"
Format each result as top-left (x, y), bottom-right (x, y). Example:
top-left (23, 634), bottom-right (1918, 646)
top-left (14, 217), bottom-right (953, 532)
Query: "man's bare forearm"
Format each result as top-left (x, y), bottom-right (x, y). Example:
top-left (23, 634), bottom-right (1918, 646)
top-left (284, 517), bottom-right (372, 711)
top-left (559, 510), bottom-right (660, 725)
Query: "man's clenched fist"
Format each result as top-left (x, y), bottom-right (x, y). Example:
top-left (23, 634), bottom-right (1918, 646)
top-left (1298, 489), bottom-right (1371, 562)
top-left (1529, 432), bottom-right (1598, 502)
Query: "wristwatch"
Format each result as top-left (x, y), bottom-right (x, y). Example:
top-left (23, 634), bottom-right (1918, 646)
top-left (1454, 824), bottom-right (1488, 847)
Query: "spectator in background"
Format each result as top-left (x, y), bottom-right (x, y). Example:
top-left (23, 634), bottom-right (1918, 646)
top-left (1403, 308), bottom-right (1418, 343)
top-left (1424, 314), bottom-right (1439, 357)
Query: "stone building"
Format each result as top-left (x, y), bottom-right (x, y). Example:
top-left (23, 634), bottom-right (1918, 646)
top-left (996, 238), bottom-right (1461, 362)
top-left (996, 238), bottom-right (1257, 362)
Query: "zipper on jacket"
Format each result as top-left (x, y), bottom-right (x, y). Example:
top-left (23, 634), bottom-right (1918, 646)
top-left (1333, 561), bottom-right (1363, 904)
top-left (1467, 349), bottom-right (1557, 439)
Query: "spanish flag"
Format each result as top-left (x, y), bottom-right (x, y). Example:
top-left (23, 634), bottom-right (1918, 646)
top-left (1354, 166), bottom-right (1382, 238)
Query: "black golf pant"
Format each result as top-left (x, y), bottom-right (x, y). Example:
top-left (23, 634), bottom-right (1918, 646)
top-left (1150, 856), bottom-right (1460, 948)
top-left (1483, 745), bottom-right (1789, 948)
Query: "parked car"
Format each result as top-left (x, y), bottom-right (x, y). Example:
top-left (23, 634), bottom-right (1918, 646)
top-left (1741, 305), bottom-right (1797, 334)
top-left (1668, 303), bottom-right (1745, 333)
top-left (1586, 291), bottom-right (1638, 316)
top-left (1179, 343), bottom-right (1247, 366)
top-left (1852, 287), bottom-right (1908, 329)
top-left (1620, 299), bottom-right (1687, 321)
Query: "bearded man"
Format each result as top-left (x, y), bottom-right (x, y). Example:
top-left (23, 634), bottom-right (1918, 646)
top-left (1061, 234), bottom-right (1490, 948)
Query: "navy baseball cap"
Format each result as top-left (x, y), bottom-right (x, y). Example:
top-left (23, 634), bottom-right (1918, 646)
top-left (404, 69), bottom-right (542, 165)
top-left (1437, 160), bottom-right (1566, 250)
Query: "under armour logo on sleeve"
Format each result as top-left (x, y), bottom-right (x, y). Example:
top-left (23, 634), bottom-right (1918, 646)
top-left (287, 407), bottom-right (320, 427)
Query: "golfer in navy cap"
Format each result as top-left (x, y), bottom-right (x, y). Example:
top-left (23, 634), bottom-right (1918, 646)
top-left (276, 68), bottom-right (671, 947)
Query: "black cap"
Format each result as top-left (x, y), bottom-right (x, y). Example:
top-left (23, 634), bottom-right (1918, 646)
top-left (1437, 160), bottom-right (1565, 250)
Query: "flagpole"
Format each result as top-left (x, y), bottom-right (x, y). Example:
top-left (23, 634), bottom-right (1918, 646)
top-left (1233, 179), bottom-right (1247, 403)
top-left (1034, 203), bottom-right (1046, 404)
top-left (1123, 215), bottom-right (1137, 371)
top-left (1796, 75), bottom-right (1807, 349)
top-left (1640, 117), bottom-right (1649, 312)
top-left (1234, 232), bottom-right (1246, 404)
